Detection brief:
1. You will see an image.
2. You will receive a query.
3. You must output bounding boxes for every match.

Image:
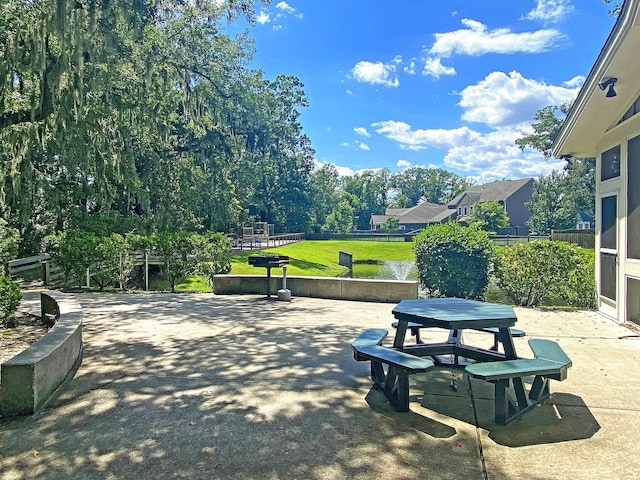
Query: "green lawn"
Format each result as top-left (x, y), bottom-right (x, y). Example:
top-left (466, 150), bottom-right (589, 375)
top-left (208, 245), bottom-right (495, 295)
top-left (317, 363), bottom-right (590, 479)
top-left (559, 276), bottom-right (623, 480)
top-left (229, 240), bottom-right (415, 277)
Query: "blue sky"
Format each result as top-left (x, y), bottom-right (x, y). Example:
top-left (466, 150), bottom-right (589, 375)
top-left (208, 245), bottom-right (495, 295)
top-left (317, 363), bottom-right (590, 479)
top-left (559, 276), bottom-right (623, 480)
top-left (226, 0), bottom-right (617, 183)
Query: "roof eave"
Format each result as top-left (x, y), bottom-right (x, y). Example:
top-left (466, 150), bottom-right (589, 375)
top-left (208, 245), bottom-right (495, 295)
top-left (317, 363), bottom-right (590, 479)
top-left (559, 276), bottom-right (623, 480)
top-left (553, 0), bottom-right (640, 158)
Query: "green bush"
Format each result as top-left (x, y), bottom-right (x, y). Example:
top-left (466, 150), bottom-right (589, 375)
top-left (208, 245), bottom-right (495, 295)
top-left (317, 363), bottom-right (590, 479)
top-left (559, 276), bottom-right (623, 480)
top-left (413, 222), bottom-right (495, 300)
top-left (0, 218), bottom-right (19, 265)
top-left (91, 234), bottom-right (137, 291)
top-left (149, 231), bottom-right (198, 293)
top-left (45, 231), bottom-right (98, 287)
top-left (493, 241), bottom-right (595, 308)
top-left (0, 274), bottom-right (21, 323)
top-left (193, 232), bottom-right (232, 291)
top-left (559, 247), bottom-right (596, 309)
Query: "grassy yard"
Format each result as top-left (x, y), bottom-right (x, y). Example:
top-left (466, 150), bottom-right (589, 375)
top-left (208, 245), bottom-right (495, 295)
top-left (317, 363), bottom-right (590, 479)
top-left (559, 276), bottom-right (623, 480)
top-left (229, 240), bottom-right (415, 277)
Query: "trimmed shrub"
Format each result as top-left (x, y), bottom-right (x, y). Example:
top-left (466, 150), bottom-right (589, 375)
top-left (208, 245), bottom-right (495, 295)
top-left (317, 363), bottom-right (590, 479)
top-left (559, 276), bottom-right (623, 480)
top-left (494, 240), bottom-right (595, 308)
top-left (559, 247), bottom-right (596, 309)
top-left (413, 222), bottom-right (495, 300)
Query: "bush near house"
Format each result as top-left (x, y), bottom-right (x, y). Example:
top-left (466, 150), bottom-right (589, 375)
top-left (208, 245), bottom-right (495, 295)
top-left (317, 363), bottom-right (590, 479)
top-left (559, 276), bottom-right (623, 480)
top-left (413, 223), bottom-right (495, 300)
top-left (493, 241), bottom-right (596, 308)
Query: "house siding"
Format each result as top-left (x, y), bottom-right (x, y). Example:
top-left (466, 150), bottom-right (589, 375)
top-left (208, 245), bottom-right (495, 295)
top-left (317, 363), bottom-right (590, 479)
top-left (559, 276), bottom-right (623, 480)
top-left (504, 179), bottom-right (533, 228)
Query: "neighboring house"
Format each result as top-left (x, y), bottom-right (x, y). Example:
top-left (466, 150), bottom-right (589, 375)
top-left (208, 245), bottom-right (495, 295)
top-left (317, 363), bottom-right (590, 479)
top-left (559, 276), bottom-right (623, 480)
top-left (446, 178), bottom-right (534, 229)
top-left (576, 211), bottom-right (595, 230)
top-left (552, 0), bottom-right (640, 324)
top-left (370, 201), bottom-right (454, 231)
top-left (370, 178), bottom-right (533, 232)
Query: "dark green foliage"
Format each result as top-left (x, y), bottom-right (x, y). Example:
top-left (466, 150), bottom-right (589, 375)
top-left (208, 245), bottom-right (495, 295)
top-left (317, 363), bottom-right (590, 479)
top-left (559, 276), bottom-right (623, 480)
top-left (45, 231), bottom-right (99, 287)
top-left (0, 218), bottom-right (19, 265)
top-left (381, 217), bottom-right (400, 233)
top-left (91, 234), bottom-right (136, 291)
top-left (493, 241), bottom-right (595, 308)
top-left (562, 247), bottom-right (596, 309)
top-left (413, 223), bottom-right (495, 300)
top-left (0, 274), bottom-right (21, 322)
top-left (193, 232), bottom-right (232, 291)
top-left (391, 167), bottom-right (473, 205)
top-left (467, 201), bottom-right (510, 233)
top-left (148, 232), bottom-right (198, 293)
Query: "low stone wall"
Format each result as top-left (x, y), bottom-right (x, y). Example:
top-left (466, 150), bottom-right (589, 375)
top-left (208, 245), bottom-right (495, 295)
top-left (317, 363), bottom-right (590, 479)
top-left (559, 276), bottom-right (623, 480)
top-left (213, 275), bottom-right (418, 303)
top-left (0, 291), bottom-right (83, 417)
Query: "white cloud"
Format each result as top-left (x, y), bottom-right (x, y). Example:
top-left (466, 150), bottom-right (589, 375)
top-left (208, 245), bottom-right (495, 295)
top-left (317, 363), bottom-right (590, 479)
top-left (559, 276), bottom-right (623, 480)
top-left (313, 159), bottom-right (355, 177)
top-left (257, 2), bottom-right (302, 27)
top-left (371, 122), bottom-right (565, 182)
top-left (423, 57), bottom-right (456, 79)
top-left (458, 71), bottom-right (579, 126)
top-left (276, 1), bottom-right (295, 14)
top-left (345, 89), bottom-right (353, 95)
top-left (442, 129), bottom-right (565, 182)
top-left (256, 11), bottom-right (270, 24)
top-left (372, 121), bottom-right (478, 151)
top-left (340, 142), bottom-right (350, 148)
top-left (563, 75), bottom-right (585, 88)
top-left (354, 127), bottom-right (371, 137)
top-left (397, 159), bottom-right (412, 169)
top-left (351, 61), bottom-right (400, 88)
top-left (429, 18), bottom-right (562, 57)
top-left (404, 61), bottom-right (416, 75)
top-left (525, 0), bottom-right (574, 24)
top-left (358, 142), bottom-right (371, 151)
top-left (335, 165), bottom-right (356, 176)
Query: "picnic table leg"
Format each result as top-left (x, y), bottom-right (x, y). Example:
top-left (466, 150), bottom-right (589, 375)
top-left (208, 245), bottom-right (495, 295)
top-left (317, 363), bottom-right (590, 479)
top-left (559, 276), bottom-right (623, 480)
top-left (494, 379), bottom-right (510, 425)
top-left (266, 267), bottom-right (272, 298)
top-left (529, 375), bottom-right (550, 401)
top-left (447, 329), bottom-right (463, 365)
top-left (497, 327), bottom-right (517, 359)
top-left (393, 321), bottom-right (409, 349)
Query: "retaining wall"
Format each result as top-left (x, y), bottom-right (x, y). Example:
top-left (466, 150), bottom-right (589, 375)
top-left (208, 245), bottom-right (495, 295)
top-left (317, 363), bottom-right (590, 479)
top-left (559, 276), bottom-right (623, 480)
top-left (0, 291), bottom-right (83, 417)
top-left (213, 275), bottom-right (418, 303)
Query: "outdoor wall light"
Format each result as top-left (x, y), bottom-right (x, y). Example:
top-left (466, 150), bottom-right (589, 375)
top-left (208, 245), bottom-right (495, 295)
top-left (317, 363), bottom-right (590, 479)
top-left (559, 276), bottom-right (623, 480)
top-left (598, 77), bottom-right (618, 98)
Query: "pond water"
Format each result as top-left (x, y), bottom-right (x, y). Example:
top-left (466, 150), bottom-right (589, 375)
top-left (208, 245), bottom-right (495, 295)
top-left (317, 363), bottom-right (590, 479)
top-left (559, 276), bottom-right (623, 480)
top-left (352, 260), bottom-right (418, 280)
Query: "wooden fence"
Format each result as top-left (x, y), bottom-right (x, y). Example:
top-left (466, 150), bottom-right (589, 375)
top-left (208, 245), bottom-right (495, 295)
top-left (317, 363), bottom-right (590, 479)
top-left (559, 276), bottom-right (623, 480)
top-left (550, 229), bottom-right (595, 249)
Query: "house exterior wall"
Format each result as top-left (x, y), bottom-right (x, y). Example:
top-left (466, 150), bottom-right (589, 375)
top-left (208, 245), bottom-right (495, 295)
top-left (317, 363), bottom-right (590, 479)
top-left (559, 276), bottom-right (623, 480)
top-left (504, 179), bottom-right (533, 228)
top-left (595, 113), bottom-right (640, 323)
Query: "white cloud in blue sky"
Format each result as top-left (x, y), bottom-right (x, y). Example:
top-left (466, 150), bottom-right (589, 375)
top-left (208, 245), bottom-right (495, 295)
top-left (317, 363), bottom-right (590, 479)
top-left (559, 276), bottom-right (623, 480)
top-left (350, 61), bottom-right (400, 88)
top-left (235, 1), bottom-right (614, 182)
top-left (429, 19), bottom-right (562, 57)
top-left (423, 19), bottom-right (564, 80)
top-left (525, 0), bottom-right (575, 24)
top-left (458, 71), bottom-right (579, 126)
top-left (423, 57), bottom-right (457, 79)
top-left (354, 127), bottom-right (371, 137)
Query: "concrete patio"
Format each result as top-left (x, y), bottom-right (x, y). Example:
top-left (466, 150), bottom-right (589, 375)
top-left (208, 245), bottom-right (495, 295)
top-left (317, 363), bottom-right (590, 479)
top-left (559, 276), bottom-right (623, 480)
top-left (1, 291), bottom-right (639, 479)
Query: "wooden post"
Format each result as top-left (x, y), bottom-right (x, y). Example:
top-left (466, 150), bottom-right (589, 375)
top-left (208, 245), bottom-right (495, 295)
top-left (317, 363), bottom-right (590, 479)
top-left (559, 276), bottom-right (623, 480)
top-left (145, 251), bottom-right (149, 291)
top-left (42, 261), bottom-right (50, 286)
top-left (119, 251), bottom-right (123, 290)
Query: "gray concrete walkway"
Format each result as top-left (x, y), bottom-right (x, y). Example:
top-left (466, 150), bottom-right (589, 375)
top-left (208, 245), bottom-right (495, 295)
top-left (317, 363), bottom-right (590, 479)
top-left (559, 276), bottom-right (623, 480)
top-left (1, 292), bottom-right (640, 479)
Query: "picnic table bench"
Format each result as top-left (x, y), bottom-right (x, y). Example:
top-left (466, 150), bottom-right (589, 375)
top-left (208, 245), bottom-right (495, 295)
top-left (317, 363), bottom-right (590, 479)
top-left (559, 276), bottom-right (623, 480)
top-left (465, 339), bottom-right (572, 425)
top-left (351, 329), bottom-right (434, 411)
